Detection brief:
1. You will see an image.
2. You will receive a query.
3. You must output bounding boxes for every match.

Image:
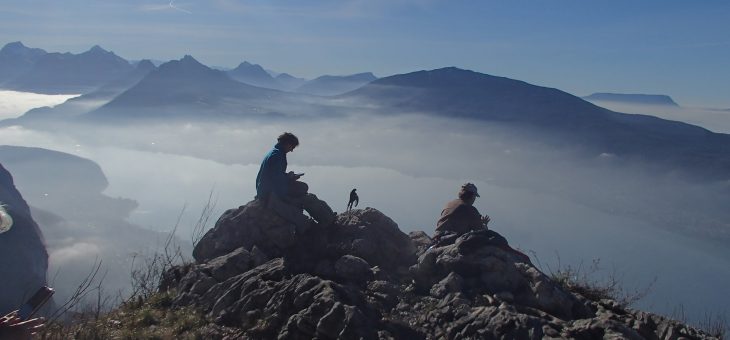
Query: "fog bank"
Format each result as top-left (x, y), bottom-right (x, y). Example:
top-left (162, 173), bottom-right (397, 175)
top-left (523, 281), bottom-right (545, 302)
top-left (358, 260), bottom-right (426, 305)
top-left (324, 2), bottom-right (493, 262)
top-left (0, 96), bottom-right (728, 325)
top-left (0, 91), bottom-right (79, 120)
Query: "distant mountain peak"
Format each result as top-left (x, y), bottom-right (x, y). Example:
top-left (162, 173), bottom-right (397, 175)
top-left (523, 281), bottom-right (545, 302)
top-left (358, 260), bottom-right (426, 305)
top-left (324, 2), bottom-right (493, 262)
top-left (180, 54), bottom-right (199, 63)
top-left (2, 41), bottom-right (26, 50)
top-left (232, 61), bottom-right (266, 72)
top-left (227, 61), bottom-right (280, 89)
top-left (367, 67), bottom-right (507, 89)
top-left (162, 55), bottom-right (210, 71)
top-left (0, 41), bottom-right (46, 55)
top-left (295, 71), bottom-right (378, 96)
top-left (276, 73), bottom-right (296, 80)
top-left (134, 59), bottom-right (156, 71)
top-left (87, 45), bottom-right (109, 54)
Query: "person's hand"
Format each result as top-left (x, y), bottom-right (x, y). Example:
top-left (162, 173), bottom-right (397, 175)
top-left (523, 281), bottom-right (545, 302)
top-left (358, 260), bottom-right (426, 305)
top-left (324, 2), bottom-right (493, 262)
top-left (0, 311), bottom-right (45, 340)
top-left (482, 214), bottom-right (491, 226)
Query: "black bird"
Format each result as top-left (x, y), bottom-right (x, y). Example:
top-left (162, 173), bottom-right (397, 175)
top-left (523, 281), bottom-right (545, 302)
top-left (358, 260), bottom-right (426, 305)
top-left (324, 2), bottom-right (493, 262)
top-left (347, 188), bottom-right (359, 211)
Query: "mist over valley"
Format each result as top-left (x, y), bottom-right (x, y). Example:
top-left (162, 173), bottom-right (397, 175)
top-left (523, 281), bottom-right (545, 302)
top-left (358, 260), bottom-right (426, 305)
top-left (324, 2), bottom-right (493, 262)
top-left (0, 41), bottom-right (729, 329)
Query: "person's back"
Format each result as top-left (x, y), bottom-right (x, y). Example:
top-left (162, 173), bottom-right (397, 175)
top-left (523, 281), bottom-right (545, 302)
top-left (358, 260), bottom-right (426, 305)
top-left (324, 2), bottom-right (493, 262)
top-left (436, 198), bottom-right (483, 235)
top-left (435, 183), bottom-right (489, 237)
top-left (255, 143), bottom-right (289, 200)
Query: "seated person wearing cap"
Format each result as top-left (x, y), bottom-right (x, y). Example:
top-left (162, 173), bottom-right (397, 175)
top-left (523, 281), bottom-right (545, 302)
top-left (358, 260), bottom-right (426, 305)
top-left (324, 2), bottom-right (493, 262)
top-left (435, 182), bottom-right (491, 236)
top-left (434, 183), bottom-right (530, 262)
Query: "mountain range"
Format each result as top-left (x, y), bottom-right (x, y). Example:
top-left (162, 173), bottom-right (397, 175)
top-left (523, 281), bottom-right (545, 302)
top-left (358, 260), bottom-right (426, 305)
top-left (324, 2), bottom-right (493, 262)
top-left (86, 55), bottom-right (305, 121)
top-left (341, 68), bottom-right (730, 179)
top-left (4, 44), bottom-right (133, 94)
top-left (7, 59), bottom-right (156, 124)
top-left (0, 41), bottom-right (377, 97)
top-left (225, 60), bottom-right (376, 95)
top-left (2, 42), bottom-right (730, 181)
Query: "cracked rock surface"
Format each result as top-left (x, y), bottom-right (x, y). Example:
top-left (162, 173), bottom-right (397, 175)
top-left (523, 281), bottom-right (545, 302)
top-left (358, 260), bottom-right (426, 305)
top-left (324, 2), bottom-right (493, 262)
top-left (160, 200), bottom-right (718, 339)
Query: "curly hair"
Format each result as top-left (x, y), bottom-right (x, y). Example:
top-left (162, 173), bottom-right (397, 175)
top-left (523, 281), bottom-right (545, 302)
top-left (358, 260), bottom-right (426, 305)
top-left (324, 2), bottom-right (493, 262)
top-left (277, 132), bottom-right (299, 147)
top-left (458, 190), bottom-right (476, 201)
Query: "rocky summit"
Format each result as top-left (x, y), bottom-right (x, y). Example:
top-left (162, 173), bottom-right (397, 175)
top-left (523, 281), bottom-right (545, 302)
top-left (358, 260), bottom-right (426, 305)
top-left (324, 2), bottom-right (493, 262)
top-left (160, 199), bottom-right (716, 339)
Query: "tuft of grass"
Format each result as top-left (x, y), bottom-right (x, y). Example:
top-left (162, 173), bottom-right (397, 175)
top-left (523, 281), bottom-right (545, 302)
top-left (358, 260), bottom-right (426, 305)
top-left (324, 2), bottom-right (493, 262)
top-left (534, 255), bottom-right (654, 307)
top-left (39, 291), bottom-right (211, 339)
top-left (671, 304), bottom-right (728, 339)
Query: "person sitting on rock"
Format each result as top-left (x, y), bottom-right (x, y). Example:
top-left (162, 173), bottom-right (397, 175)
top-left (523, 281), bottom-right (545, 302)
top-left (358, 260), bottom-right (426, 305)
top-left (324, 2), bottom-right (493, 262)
top-left (256, 132), bottom-right (335, 230)
top-left (433, 183), bottom-right (530, 262)
top-left (432, 183), bottom-right (503, 247)
top-left (435, 183), bottom-right (491, 237)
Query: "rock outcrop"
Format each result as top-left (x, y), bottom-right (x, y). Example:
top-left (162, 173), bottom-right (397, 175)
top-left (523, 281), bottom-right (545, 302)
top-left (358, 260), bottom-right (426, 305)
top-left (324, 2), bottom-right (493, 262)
top-left (0, 163), bottom-right (48, 314)
top-left (161, 200), bottom-right (717, 339)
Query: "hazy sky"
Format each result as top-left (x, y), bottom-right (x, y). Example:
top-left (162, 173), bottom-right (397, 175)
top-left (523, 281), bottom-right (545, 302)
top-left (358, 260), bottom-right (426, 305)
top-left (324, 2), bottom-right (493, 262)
top-left (1, 0), bottom-right (729, 108)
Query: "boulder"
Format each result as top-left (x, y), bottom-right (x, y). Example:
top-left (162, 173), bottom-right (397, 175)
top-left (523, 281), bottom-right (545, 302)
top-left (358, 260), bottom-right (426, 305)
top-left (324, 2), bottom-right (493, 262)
top-left (331, 208), bottom-right (417, 272)
top-left (200, 247), bottom-right (251, 282)
top-left (410, 230), bottom-right (589, 320)
top-left (193, 199), bottom-right (296, 262)
top-left (334, 255), bottom-right (373, 284)
top-left (409, 230), bottom-right (433, 256)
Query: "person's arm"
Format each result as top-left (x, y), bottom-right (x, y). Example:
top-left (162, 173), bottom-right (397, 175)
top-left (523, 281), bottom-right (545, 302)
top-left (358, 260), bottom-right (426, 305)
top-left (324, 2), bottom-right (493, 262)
top-left (467, 206), bottom-right (487, 231)
top-left (482, 214), bottom-right (491, 228)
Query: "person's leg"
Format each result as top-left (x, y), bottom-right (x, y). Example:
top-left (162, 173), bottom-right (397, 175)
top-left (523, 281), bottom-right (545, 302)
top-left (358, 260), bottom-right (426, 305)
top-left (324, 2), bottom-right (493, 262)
top-left (267, 193), bottom-right (310, 231)
top-left (289, 180), bottom-right (309, 197)
top-left (301, 193), bottom-right (336, 226)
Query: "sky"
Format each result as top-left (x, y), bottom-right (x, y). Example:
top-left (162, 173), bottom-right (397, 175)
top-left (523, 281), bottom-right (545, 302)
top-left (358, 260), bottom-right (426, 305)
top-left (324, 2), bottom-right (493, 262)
top-left (1, 0), bottom-right (729, 107)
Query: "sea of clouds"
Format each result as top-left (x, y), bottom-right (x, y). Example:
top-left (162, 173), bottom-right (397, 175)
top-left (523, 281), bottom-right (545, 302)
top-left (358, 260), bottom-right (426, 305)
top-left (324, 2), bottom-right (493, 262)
top-left (0, 92), bottom-right (728, 325)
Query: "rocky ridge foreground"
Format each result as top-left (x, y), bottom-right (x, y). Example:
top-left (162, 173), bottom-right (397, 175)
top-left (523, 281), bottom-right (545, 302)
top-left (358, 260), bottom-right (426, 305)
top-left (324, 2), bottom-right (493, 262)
top-left (160, 200), bottom-right (716, 339)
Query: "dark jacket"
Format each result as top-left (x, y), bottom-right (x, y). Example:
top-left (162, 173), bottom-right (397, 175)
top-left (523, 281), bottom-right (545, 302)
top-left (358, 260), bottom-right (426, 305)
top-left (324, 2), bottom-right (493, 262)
top-left (256, 143), bottom-right (288, 199)
top-left (435, 199), bottom-right (484, 235)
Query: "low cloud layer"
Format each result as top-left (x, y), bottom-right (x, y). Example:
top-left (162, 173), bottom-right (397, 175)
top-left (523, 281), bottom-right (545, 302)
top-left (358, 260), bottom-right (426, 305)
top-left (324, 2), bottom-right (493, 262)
top-left (588, 100), bottom-right (730, 134)
top-left (0, 91), bottom-right (79, 120)
top-left (0, 95), bottom-right (728, 323)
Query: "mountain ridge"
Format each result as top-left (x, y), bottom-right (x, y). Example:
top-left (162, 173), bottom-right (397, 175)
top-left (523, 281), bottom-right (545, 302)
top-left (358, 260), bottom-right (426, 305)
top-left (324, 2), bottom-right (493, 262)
top-left (583, 93), bottom-right (680, 107)
top-left (342, 67), bottom-right (730, 180)
top-left (84, 55), bottom-right (293, 121)
top-left (0, 41), bottom-right (48, 85)
top-left (227, 61), bottom-right (281, 89)
top-left (4, 44), bottom-right (133, 94)
top-left (296, 72), bottom-right (377, 96)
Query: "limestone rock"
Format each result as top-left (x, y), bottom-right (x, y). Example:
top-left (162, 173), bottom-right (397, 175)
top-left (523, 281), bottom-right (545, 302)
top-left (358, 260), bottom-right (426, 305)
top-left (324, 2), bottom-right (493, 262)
top-left (334, 255), bottom-right (373, 284)
top-left (163, 201), bottom-right (719, 340)
top-left (193, 199), bottom-right (293, 262)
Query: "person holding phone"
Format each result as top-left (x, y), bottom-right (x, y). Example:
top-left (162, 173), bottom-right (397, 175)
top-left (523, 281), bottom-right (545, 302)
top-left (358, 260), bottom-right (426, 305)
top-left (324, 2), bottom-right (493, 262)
top-left (255, 132), bottom-right (305, 200)
top-left (255, 132), bottom-right (335, 228)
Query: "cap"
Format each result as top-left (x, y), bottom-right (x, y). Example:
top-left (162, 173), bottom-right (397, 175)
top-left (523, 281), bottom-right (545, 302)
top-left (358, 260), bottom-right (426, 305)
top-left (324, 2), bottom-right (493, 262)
top-left (460, 183), bottom-right (480, 197)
